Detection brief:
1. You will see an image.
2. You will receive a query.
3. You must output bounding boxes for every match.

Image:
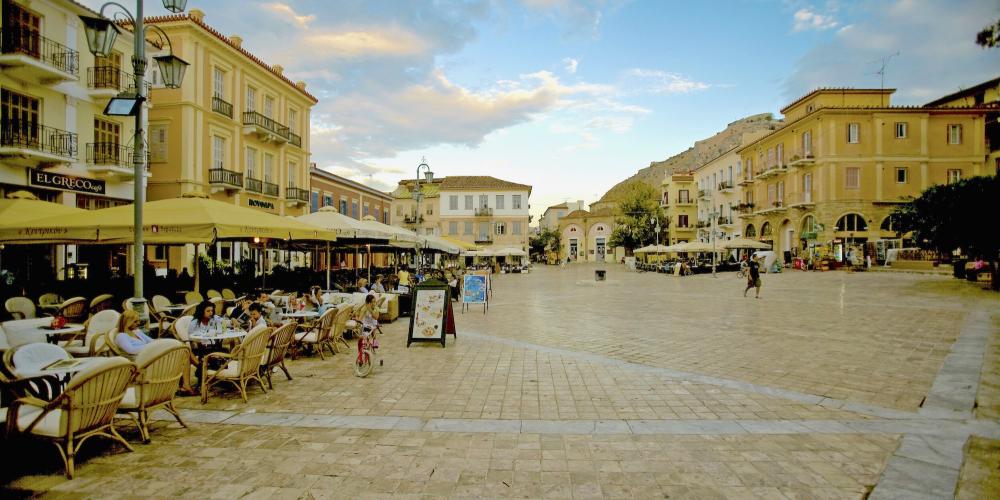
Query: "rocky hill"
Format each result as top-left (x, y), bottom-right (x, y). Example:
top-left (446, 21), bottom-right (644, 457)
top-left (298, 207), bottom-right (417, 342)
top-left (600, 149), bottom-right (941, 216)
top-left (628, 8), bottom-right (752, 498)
top-left (598, 113), bottom-right (782, 203)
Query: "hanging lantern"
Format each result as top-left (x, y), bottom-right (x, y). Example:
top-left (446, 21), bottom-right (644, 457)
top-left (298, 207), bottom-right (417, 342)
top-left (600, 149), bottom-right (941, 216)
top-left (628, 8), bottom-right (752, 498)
top-left (154, 54), bottom-right (190, 89)
top-left (161, 0), bottom-right (188, 13)
top-left (79, 16), bottom-right (119, 57)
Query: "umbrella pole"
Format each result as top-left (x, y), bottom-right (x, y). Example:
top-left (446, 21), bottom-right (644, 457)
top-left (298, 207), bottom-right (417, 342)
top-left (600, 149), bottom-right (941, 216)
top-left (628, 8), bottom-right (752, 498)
top-left (325, 241), bottom-right (331, 291)
top-left (194, 244), bottom-right (200, 295)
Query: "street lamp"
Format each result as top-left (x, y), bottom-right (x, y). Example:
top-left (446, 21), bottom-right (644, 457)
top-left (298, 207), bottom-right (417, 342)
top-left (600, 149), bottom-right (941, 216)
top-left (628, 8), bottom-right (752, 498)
top-left (412, 157), bottom-right (434, 267)
top-left (79, 1), bottom-right (191, 301)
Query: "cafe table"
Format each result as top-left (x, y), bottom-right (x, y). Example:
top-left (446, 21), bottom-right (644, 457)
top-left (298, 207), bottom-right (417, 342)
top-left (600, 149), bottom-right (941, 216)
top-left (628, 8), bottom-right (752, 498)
top-left (1, 318), bottom-right (85, 347)
top-left (279, 310), bottom-right (319, 320)
top-left (17, 356), bottom-right (103, 379)
top-left (189, 329), bottom-right (247, 344)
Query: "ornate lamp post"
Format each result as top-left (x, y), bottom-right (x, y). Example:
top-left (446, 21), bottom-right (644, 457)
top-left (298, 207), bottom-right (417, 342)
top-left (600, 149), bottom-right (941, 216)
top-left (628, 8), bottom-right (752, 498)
top-left (411, 157), bottom-right (434, 267)
top-left (79, 1), bottom-right (191, 300)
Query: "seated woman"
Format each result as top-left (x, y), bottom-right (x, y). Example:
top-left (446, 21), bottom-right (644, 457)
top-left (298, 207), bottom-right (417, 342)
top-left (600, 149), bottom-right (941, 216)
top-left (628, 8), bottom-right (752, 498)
top-left (115, 309), bottom-right (154, 357)
top-left (189, 301), bottom-right (221, 336)
top-left (371, 276), bottom-right (386, 294)
top-left (357, 278), bottom-right (370, 294)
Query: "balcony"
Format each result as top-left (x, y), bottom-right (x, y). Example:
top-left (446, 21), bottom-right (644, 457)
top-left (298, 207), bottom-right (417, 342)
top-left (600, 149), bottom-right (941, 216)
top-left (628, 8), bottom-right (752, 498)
top-left (737, 176), bottom-right (754, 187)
top-left (696, 220), bottom-right (711, 229)
top-left (242, 111), bottom-right (290, 143)
top-left (286, 186), bottom-right (309, 205)
top-left (718, 181), bottom-right (734, 192)
top-left (0, 119), bottom-right (77, 165)
top-left (718, 216), bottom-right (733, 226)
top-left (0, 28), bottom-right (79, 83)
top-left (673, 225), bottom-right (695, 233)
top-left (787, 192), bottom-right (815, 209)
top-left (756, 164), bottom-right (787, 179)
top-left (245, 177), bottom-right (263, 193)
top-left (289, 131), bottom-right (302, 148)
top-left (759, 200), bottom-right (786, 214)
top-left (788, 149), bottom-right (815, 168)
top-left (735, 203), bottom-right (755, 217)
top-left (697, 189), bottom-right (709, 199)
top-left (262, 181), bottom-right (279, 197)
top-left (475, 234), bottom-right (494, 244)
top-left (403, 215), bottom-right (424, 225)
top-left (209, 168), bottom-right (243, 192)
top-left (212, 95), bottom-right (233, 119)
top-left (675, 197), bottom-right (694, 206)
top-left (86, 66), bottom-right (149, 100)
top-left (475, 207), bottom-right (493, 217)
top-left (86, 143), bottom-right (139, 179)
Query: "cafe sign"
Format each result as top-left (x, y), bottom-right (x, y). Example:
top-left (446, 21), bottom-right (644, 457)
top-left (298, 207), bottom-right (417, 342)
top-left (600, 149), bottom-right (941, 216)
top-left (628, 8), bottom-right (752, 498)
top-left (28, 168), bottom-right (105, 195)
top-left (247, 198), bottom-right (276, 211)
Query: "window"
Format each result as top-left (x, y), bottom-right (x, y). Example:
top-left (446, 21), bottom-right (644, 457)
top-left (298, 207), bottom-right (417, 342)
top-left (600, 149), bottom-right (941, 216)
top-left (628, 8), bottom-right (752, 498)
top-left (263, 95), bottom-right (274, 119)
top-left (212, 136), bottom-right (225, 169)
top-left (426, 204), bottom-right (433, 215)
top-left (464, 221), bottom-right (473, 235)
top-left (895, 167), bottom-right (908, 184)
top-left (895, 122), bottom-right (907, 139)
top-left (212, 67), bottom-right (225, 98)
top-left (479, 195), bottom-right (488, 208)
top-left (363, 202), bottom-right (369, 217)
top-left (678, 215), bottom-right (689, 228)
top-left (678, 190), bottom-right (690, 203)
top-left (149, 124), bottom-right (167, 161)
top-left (767, 148), bottom-right (775, 166)
top-left (512, 221), bottom-right (522, 235)
top-left (288, 108), bottom-right (298, 134)
top-left (776, 143), bottom-right (783, 165)
top-left (383, 209), bottom-right (389, 223)
top-left (948, 124), bottom-right (962, 145)
top-left (845, 167), bottom-right (860, 189)
top-left (246, 86), bottom-right (256, 112)
top-left (776, 181), bottom-right (784, 203)
top-left (352, 201), bottom-right (359, 218)
top-left (767, 184), bottom-right (776, 204)
top-left (802, 131), bottom-right (812, 156)
top-left (835, 213), bottom-right (868, 232)
top-left (761, 222), bottom-right (772, 237)
top-left (495, 222), bottom-right (506, 235)
top-left (311, 191), bottom-right (319, 212)
top-left (449, 195), bottom-right (458, 210)
top-left (324, 195), bottom-right (333, 208)
top-left (464, 195), bottom-right (473, 210)
top-left (449, 221), bottom-right (458, 235)
top-left (425, 228), bottom-right (434, 236)
top-left (496, 195), bottom-right (505, 210)
top-left (245, 146), bottom-right (257, 179)
top-left (263, 153), bottom-right (274, 182)
top-left (512, 195), bottom-right (522, 209)
top-left (287, 161), bottom-right (297, 188)
top-left (745, 225), bottom-right (756, 238)
top-left (947, 169), bottom-right (962, 184)
top-left (803, 173), bottom-right (812, 202)
top-left (847, 123), bottom-right (859, 144)
top-left (340, 199), bottom-right (348, 214)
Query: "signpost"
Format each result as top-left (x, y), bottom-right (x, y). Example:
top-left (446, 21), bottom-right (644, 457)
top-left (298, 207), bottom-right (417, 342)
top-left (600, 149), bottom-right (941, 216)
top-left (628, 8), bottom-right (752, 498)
top-left (406, 278), bottom-right (453, 348)
top-left (461, 273), bottom-right (488, 314)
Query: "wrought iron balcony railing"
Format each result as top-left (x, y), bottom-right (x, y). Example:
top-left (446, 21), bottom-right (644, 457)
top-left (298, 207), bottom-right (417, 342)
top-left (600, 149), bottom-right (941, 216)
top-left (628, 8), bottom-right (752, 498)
top-left (209, 168), bottom-right (243, 189)
top-left (87, 66), bottom-right (149, 95)
top-left (212, 95), bottom-right (233, 118)
top-left (1, 118), bottom-right (77, 159)
top-left (263, 181), bottom-right (279, 197)
top-left (245, 177), bottom-right (263, 193)
top-left (475, 207), bottom-right (493, 216)
top-left (289, 131), bottom-right (302, 147)
top-left (242, 111), bottom-right (290, 140)
top-left (86, 142), bottom-right (134, 166)
top-left (0, 27), bottom-right (79, 76)
top-left (286, 186), bottom-right (309, 202)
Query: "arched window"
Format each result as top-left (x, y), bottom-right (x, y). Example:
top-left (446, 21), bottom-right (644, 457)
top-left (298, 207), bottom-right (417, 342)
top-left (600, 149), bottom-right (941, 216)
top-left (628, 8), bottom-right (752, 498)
top-left (760, 222), bottom-right (772, 236)
top-left (745, 224), bottom-right (756, 238)
top-left (835, 213), bottom-right (868, 232)
top-left (880, 215), bottom-right (897, 232)
top-left (800, 215), bottom-right (816, 233)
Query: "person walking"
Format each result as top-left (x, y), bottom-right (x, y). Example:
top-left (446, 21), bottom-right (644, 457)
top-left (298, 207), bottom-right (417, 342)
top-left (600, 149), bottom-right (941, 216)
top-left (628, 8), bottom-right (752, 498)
top-left (744, 256), bottom-right (762, 298)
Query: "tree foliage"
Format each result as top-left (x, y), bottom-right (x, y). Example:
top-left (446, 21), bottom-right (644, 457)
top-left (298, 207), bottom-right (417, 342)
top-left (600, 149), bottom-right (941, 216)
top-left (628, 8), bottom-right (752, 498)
top-left (892, 175), bottom-right (1000, 259)
top-left (529, 228), bottom-right (561, 257)
top-left (976, 19), bottom-right (1000, 48)
top-left (607, 182), bottom-right (667, 252)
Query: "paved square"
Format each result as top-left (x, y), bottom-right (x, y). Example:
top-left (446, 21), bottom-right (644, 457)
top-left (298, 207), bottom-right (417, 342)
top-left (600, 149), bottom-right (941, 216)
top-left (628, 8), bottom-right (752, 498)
top-left (3, 265), bottom-right (999, 499)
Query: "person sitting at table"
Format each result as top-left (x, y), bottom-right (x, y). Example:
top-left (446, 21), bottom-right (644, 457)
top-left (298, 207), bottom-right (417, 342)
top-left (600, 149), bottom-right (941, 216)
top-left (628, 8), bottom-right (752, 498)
top-left (303, 286), bottom-right (323, 311)
top-left (371, 275), bottom-right (386, 294)
top-left (245, 302), bottom-right (267, 331)
top-left (189, 301), bottom-right (221, 337)
top-left (357, 278), bottom-right (370, 293)
top-left (114, 309), bottom-right (154, 357)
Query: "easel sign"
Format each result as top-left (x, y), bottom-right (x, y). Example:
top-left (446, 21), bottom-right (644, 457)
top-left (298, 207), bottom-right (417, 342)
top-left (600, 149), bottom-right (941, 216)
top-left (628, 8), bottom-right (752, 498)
top-left (469, 269), bottom-right (492, 299)
top-left (462, 273), bottom-right (488, 314)
top-left (407, 278), bottom-right (450, 348)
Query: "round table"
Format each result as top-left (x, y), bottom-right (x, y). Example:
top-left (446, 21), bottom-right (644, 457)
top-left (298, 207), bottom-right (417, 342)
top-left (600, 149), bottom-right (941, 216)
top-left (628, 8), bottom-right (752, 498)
top-left (189, 329), bottom-right (247, 344)
top-left (17, 356), bottom-right (103, 379)
top-left (280, 311), bottom-right (319, 320)
top-left (160, 305), bottom-right (189, 315)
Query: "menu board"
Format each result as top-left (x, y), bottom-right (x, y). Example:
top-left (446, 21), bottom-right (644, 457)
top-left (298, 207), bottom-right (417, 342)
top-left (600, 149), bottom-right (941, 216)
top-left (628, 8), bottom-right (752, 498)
top-left (462, 274), bottom-right (488, 304)
top-left (407, 279), bottom-right (450, 347)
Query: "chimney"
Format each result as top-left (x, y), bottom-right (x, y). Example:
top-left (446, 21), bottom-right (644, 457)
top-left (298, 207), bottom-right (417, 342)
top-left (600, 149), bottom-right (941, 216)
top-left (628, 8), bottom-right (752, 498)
top-left (188, 8), bottom-right (205, 22)
top-left (273, 64), bottom-right (283, 76)
top-left (230, 35), bottom-right (242, 49)
top-left (295, 81), bottom-right (307, 91)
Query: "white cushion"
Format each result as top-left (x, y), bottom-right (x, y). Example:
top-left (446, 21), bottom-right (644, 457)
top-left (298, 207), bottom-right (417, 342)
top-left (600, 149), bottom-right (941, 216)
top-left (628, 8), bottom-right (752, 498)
top-left (206, 361), bottom-right (240, 379)
top-left (12, 343), bottom-right (70, 375)
top-left (119, 386), bottom-right (138, 409)
top-left (64, 344), bottom-right (90, 355)
top-left (16, 406), bottom-right (65, 437)
top-left (0, 326), bottom-right (9, 350)
top-left (345, 320), bottom-right (358, 329)
top-left (295, 331), bottom-right (319, 343)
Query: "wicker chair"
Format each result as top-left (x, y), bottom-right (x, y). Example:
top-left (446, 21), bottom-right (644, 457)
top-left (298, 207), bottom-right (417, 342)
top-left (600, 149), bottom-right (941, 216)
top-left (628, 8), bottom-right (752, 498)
top-left (261, 323), bottom-right (296, 389)
top-left (167, 316), bottom-right (193, 342)
top-left (88, 294), bottom-right (115, 316)
top-left (200, 325), bottom-right (271, 403)
top-left (293, 308), bottom-right (337, 359)
top-left (206, 289), bottom-right (222, 300)
top-left (6, 357), bottom-right (137, 478)
top-left (37, 293), bottom-right (63, 310)
top-left (65, 310), bottom-right (118, 357)
top-left (57, 297), bottom-right (87, 324)
top-left (5, 297), bottom-right (36, 320)
top-left (159, 304), bottom-right (196, 339)
top-left (184, 291), bottom-right (204, 305)
top-left (150, 295), bottom-right (172, 314)
top-left (330, 305), bottom-right (354, 354)
top-left (117, 339), bottom-right (189, 442)
top-left (221, 288), bottom-right (236, 300)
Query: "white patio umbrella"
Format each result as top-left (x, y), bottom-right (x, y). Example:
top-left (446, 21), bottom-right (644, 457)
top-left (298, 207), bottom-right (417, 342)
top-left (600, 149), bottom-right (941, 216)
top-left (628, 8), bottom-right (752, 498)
top-left (673, 241), bottom-right (720, 253)
top-left (722, 237), bottom-right (772, 250)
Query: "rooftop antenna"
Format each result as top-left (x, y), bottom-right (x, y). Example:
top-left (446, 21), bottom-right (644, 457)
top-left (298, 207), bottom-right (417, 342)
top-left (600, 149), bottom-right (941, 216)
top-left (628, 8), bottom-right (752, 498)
top-left (870, 51), bottom-right (900, 106)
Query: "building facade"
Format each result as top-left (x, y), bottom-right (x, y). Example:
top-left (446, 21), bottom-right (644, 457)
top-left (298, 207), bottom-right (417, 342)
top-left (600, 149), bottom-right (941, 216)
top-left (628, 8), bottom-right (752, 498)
top-left (737, 88), bottom-right (989, 262)
top-left (660, 173), bottom-right (696, 245)
top-left (692, 130), bottom-right (771, 243)
top-left (309, 165), bottom-right (392, 223)
top-left (925, 77), bottom-right (1000, 175)
top-left (557, 208), bottom-right (617, 263)
top-left (392, 176), bottom-right (531, 250)
top-left (1, 0), bottom-right (156, 276)
top-left (539, 200), bottom-right (584, 232)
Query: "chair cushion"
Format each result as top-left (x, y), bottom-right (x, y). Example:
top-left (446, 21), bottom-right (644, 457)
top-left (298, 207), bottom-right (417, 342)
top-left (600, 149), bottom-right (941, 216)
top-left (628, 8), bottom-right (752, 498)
top-left (295, 330), bottom-right (319, 343)
top-left (64, 344), bottom-right (90, 355)
top-left (345, 320), bottom-right (358, 329)
top-left (16, 406), bottom-right (65, 437)
top-left (206, 361), bottom-right (240, 379)
top-left (118, 386), bottom-right (138, 410)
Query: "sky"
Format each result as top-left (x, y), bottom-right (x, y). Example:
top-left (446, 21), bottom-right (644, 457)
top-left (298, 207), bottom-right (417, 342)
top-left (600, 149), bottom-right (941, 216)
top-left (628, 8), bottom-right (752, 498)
top-left (83, 0), bottom-right (1000, 220)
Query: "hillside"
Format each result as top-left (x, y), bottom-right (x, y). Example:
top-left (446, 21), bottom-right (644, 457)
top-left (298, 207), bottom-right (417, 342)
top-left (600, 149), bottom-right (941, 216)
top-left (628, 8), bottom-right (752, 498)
top-left (599, 113), bottom-right (782, 203)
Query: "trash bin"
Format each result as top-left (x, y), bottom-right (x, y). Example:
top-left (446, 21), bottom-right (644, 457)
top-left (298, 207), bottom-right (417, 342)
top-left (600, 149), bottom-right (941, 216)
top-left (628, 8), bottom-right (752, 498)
top-left (595, 270), bottom-right (606, 281)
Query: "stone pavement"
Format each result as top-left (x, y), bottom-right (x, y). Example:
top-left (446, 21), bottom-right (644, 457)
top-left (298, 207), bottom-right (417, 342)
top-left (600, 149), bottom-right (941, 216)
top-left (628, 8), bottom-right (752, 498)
top-left (2, 264), bottom-right (998, 499)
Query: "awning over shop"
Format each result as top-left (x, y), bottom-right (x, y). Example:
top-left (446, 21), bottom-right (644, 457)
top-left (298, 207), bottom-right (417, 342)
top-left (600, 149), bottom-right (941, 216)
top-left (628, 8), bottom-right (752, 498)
top-left (0, 192), bottom-right (91, 243)
top-left (295, 207), bottom-right (391, 241)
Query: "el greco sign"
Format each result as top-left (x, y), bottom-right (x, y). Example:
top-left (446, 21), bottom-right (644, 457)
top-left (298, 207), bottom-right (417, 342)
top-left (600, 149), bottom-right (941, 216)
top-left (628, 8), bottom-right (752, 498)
top-left (28, 168), bottom-right (105, 195)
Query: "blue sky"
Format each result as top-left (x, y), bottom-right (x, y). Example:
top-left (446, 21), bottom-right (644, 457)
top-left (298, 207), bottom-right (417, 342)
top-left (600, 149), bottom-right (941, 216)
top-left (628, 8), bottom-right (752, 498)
top-left (85, 1), bottom-right (1000, 218)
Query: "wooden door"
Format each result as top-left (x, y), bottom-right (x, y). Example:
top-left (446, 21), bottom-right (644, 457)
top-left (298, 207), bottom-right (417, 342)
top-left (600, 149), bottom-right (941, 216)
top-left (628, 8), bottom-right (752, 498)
top-left (94, 118), bottom-right (121, 163)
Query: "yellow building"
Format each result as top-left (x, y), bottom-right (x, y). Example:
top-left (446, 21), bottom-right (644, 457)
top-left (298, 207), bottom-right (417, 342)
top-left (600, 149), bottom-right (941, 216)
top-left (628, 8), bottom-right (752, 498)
top-left (692, 131), bottom-right (771, 243)
top-left (737, 88), bottom-right (989, 262)
top-left (557, 207), bottom-right (616, 263)
top-left (925, 76), bottom-right (1000, 174)
top-left (1, 0), bottom-right (155, 277)
top-left (143, 9), bottom-right (316, 216)
top-left (660, 172), bottom-right (696, 245)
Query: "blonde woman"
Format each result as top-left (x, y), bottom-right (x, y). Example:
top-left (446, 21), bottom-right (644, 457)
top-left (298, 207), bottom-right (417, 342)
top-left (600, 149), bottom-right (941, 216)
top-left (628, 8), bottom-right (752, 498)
top-left (115, 309), bottom-right (154, 356)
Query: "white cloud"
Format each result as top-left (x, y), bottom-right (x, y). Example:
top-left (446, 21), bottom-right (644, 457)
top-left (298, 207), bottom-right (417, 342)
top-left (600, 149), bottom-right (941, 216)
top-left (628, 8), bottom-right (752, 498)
top-left (621, 69), bottom-right (711, 94)
top-left (261, 2), bottom-right (316, 29)
top-left (792, 8), bottom-right (838, 32)
top-left (302, 27), bottom-right (430, 59)
top-left (563, 57), bottom-right (579, 74)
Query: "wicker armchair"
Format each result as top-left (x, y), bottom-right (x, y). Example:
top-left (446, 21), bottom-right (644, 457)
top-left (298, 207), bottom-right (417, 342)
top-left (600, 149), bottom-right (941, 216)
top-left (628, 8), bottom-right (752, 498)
top-left (330, 306), bottom-right (354, 354)
top-left (184, 291), bottom-right (204, 305)
top-left (200, 325), bottom-right (271, 403)
top-left (88, 294), bottom-right (115, 317)
top-left (293, 307), bottom-right (338, 359)
top-left (221, 288), bottom-right (236, 300)
top-left (37, 293), bottom-right (63, 310)
top-left (6, 357), bottom-right (137, 478)
top-left (261, 323), bottom-right (296, 389)
top-left (65, 310), bottom-right (118, 357)
top-left (117, 339), bottom-right (189, 442)
top-left (5, 297), bottom-right (36, 320)
top-left (57, 297), bottom-right (87, 324)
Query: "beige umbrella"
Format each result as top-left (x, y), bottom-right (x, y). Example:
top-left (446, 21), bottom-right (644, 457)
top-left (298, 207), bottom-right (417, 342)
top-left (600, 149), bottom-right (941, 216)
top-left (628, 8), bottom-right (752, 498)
top-left (673, 241), bottom-right (719, 253)
top-left (722, 237), bottom-right (772, 250)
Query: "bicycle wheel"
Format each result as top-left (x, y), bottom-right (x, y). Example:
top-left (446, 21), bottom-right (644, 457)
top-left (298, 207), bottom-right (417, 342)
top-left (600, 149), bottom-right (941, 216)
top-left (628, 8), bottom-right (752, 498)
top-left (354, 347), bottom-right (373, 377)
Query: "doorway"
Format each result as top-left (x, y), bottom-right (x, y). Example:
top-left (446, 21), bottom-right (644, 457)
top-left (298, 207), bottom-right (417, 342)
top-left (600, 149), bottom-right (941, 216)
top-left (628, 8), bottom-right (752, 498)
top-left (595, 238), bottom-right (606, 262)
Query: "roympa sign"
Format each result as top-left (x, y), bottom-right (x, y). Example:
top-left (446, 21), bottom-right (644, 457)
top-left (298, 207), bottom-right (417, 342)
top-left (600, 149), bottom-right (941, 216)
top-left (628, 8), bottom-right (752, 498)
top-left (248, 198), bottom-right (276, 210)
top-left (29, 169), bottom-right (105, 195)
